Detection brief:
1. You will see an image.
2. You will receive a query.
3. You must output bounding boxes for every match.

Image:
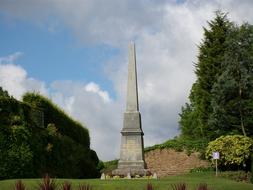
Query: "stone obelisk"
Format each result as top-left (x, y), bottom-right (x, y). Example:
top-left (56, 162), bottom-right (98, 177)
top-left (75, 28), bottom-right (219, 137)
top-left (113, 43), bottom-right (146, 176)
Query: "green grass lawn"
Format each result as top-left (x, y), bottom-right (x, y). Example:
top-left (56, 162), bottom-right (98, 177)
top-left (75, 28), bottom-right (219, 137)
top-left (0, 172), bottom-right (252, 190)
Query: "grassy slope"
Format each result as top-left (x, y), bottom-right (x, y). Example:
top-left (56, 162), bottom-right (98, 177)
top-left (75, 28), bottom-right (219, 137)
top-left (1, 172), bottom-right (253, 190)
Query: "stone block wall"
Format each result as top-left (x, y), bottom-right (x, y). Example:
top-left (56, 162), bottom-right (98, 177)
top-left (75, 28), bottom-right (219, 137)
top-left (145, 149), bottom-right (210, 177)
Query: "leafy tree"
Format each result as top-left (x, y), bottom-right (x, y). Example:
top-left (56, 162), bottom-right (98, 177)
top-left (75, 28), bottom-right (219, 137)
top-left (205, 135), bottom-right (253, 169)
top-left (0, 87), bottom-right (10, 99)
top-left (179, 103), bottom-right (201, 140)
top-left (209, 24), bottom-right (253, 137)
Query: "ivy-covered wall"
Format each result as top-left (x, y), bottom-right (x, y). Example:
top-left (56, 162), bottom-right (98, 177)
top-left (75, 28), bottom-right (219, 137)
top-left (0, 91), bottom-right (100, 179)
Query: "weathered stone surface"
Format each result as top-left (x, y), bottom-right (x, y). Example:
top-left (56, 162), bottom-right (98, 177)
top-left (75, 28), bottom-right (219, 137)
top-left (100, 173), bottom-right (105, 180)
top-left (122, 112), bottom-right (142, 132)
top-left (152, 173), bottom-right (158, 179)
top-left (119, 133), bottom-right (144, 162)
top-left (126, 43), bottom-right (139, 112)
top-left (113, 43), bottom-right (146, 176)
top-left (145, 149), bottom-right (210, 177)
top-left (113, 168), bottom-right (149, 176)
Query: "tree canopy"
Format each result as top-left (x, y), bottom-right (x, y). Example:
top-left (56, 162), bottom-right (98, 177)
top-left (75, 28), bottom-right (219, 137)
top-left (179, 11), bottom-right (253, 141)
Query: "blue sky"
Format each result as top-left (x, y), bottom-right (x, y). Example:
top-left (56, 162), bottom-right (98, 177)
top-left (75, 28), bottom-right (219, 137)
top-left (0, 16), bottom-right (119, 97)
top-left (1, 0), bottom-right (253, 160)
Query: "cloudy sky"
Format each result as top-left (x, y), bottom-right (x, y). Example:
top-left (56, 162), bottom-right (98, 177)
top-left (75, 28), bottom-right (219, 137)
top-left (0, 0), bottom-right (253, 161)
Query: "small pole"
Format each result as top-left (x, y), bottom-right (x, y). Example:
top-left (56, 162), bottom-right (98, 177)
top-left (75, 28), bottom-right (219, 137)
top-left (212, 151), bottom-right (219, 177)
top-left (215, 159), bottom-right (218, 177)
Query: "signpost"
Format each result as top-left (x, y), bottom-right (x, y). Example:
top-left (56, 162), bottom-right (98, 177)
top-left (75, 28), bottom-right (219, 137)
top-left (212, 152), bottom-right (220, 177)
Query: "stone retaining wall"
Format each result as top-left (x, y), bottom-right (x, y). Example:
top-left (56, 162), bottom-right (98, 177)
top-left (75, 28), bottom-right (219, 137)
top-left (145, 149), bottom-right (210, 177)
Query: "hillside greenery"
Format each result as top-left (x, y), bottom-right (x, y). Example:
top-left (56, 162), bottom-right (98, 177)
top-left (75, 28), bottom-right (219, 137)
top-left (0, 89), bottom-right (100, 179)
top-left (100, 159), bottom-right (118, 174)
top-left (145, 138), bottom-right (207, 156)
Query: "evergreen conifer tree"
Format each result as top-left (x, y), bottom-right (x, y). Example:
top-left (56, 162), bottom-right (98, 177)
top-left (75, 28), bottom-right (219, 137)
top-left (179, 11), bottom-right (232, 140)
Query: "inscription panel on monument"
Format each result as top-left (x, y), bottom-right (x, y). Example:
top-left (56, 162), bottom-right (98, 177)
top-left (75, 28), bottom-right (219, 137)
top-left (121, 136), bottom-right (142, 161)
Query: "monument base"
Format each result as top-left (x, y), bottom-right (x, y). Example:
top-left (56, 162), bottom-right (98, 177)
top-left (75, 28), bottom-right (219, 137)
top-left (112, 160), bottom-right (148, 176)
top-left (112, 168), bottom-right (149, 176)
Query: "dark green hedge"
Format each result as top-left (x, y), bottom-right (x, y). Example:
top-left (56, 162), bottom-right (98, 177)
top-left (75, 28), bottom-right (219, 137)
top-left (22, 93), bottom-right (90, 147)
top-left (0, 93), bottom-right (100, 179)
top-left (251, 153), bottom-right (253, 183)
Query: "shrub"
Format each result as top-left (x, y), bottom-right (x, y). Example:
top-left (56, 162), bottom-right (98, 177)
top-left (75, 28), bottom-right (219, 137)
top-left (62, 181), bottom-right (71, 190)
top-left (101, 159), bottom-right (118, 174)
top-left (78, 184), bottom-right (92, 190)
top-left (197, 183), bottom-right (209, 190)
top-left (96, 160), bottom-right (105, 172)
top-left (205, 135), bottom-right (253, 169)
top-left (37, 174), bottom-right (57, 190)
top-left (190, 167), bottom-right (214, 173)
top-left (171, 183), bottom-right (187, 190)
top-left (146, 183), bottom-right (154, 190)
top-left (251, 153), bottom-right (253, 183)
top-left (219, 171), bottom-right (251, 183)
top-left (14, 180), bottom-right (26, 190)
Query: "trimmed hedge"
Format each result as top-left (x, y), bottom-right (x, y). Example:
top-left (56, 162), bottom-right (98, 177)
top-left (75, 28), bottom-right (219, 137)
top-left (23, 93), bottom-right (90, 147)
top-left (0, 92), bottom-right (99, 179)
top-left (251, 153), bottom-right (253, 183)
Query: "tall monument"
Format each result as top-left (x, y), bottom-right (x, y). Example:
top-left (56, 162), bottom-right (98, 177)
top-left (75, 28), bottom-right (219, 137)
top-left (113, 43), bottom-right (146, 176)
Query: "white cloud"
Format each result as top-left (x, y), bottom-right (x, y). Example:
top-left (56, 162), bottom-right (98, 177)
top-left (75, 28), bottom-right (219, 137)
top-left (85, 82), bottom-right (111, 103)
top-left (0, 53), bottom-right (47, 99)
top-left (1, 0), bottom-right (253, 160)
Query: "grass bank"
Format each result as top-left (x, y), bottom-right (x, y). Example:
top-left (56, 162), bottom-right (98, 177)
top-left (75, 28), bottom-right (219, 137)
top-left (0, 172), bottom-right (252, 190)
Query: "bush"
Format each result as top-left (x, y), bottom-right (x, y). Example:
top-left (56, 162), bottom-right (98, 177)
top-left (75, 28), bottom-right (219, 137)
top-left (146, 183), bottom-right (154, 190)
top-left (37, 174), bottom-right (57, 190)
top-left (190, 167), bottom-right (214, 173)
top-left (171, 183), bottom-right (186, 190)
top-left (101, 159), bottom-right (118, 174)
top-left (205, 135), bottom-right (253, 170)
top-left (251, 153), bottom-right (253, 183)
top-left (219, 171), bottom-right (251, 183)
top-left (197, 183), bottom-right (209, 190)
top-left (78, 184), bottom-right (92, 190)
top-left (14, 180), bottom-right (26, 190)
top-left (62, 181), bottom-right (71, 190)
